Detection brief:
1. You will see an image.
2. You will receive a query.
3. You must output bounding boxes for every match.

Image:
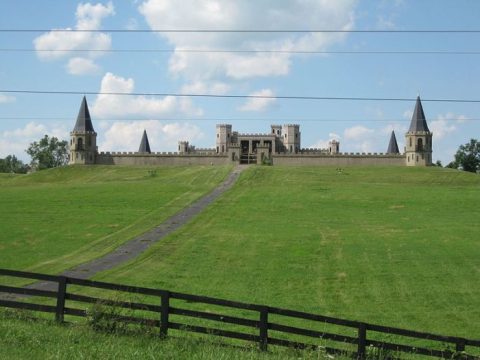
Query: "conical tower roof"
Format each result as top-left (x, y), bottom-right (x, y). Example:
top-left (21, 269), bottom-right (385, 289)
top-left (386, 130), bottom-right (400, 154)
top-left (408, 96), bottom-right (430, 132)
top-left (73, 96), bottom-right (95, 132)
top-left (138, 130), bottom-right (151, 153)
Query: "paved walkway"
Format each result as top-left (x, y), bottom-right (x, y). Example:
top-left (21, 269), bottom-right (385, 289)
top-left (22, 166), bottom-right (247, 293)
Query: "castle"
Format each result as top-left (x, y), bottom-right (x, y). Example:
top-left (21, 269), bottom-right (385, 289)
top-left (69, 96), bottom-right (432, 167)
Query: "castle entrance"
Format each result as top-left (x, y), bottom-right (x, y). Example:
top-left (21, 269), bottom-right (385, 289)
top-left (240, 140), bottom-right (256, 164)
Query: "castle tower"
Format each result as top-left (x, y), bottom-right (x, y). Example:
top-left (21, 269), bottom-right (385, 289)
top-left (329, 139), bottom-right (340, 154)
top-left (178, 141), bottom-right (189, 154)
top-left (216, 124), bottom-right (232, 154)
top-left (282, 124), bottom-right (301, 153)
top-left (271, 125), bottom-right (282, 136)
top-left (69, 96), bottom-right (97, 165)
top-left (138, 130), bottom-right (151, 154)
top-left (405, 96), bottom-right (433, 166)
top-left (386, 130), bottom-right (400, 154)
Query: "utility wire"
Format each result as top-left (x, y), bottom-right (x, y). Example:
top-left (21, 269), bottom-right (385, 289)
top-left (2, 29), bottom-right (480, 33)
top-left (0, 117), bottom-right (475, 122)
top-left (1, 89), bottom-right (480, 103)
top-left (3, 48), bottom-right (480, 55)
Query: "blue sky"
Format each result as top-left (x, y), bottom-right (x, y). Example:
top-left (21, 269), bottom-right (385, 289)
top-left (1, 0), bottom-right (479, 165)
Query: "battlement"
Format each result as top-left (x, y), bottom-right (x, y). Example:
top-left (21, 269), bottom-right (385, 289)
top-left (235, 133), bottom-right (276, 138)
top-left (274, 152), bottom-right (405, 158)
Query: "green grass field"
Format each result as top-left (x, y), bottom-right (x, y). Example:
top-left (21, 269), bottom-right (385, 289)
top-left (93, 166), bottom-right (480, 339)
top-left (0, 309), bottom-right (332, 360)
top-left (1, 165), bottom-right (479, 357)
top-left (0, 165), bottom-right (230, 279)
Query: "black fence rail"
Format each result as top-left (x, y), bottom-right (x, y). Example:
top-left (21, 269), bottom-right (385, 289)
top-left (0, 269), bottom-right (479, 359)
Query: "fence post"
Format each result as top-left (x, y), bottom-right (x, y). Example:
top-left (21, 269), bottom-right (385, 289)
top-left (55, 276), bottom-right (67, 323)
top-left (455, 338), bottom-right (466, 353)
top-left (357, 322), bottom-right (367, 359)
top-left (160, 291), bottom-right (170, 338)
top-left (259, 306), bottom-right (269, 351)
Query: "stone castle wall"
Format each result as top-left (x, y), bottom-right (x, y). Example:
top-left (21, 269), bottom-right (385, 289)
top-left (271, 153), bottom-right (405, 166)
top-left (96, 152), bottom-right (230, 166)
top-left (95, 151), bottom-right (405, 166)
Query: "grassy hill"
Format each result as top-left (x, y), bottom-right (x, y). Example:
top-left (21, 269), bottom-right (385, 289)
top-left (0, 165), bottom-right (231, 280)
top-left (90, 166), bottom-right (480, 339)
top-left (1, 165), bottom-right (479, 356)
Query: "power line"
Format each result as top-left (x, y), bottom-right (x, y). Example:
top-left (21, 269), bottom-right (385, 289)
top-left (2, 29), bottom-right (480, 33)
top-left (1, 89), bottom-right (480, 103)
top-left (0, 116), bottom-right (475, 122)
top-left (3, 48), bottom-right (480, 55)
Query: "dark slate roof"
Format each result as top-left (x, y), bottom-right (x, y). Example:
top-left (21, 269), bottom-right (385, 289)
top-left (73, 96), bottom-right (95, 132)
top-left (138, 130), bottom-right (151, 153)
top-left (408, 96), bottom-right (430, 132)
top-left (386, 130), bottom-right (400, 154)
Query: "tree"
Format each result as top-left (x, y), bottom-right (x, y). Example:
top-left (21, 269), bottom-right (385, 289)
top-left (0, 155), bottom-right (28, 173)
top-left (451, 139), bottom-right (480, 173)
top-left (26, 135), bottom-right (69, 170)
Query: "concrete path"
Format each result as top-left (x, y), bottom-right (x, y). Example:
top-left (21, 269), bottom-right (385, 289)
top-left (20, 166), bottom-right (246, 293)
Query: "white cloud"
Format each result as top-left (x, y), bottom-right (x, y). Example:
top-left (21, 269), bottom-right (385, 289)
top-left (429, 113), bottom-right (467, 140)
top-left (342, 126), bottom-right (377, 153)
top-left (98, 120), bottom-right (204, 152)
top-left (33, 2), bottom-right (114, 73)
top-left (238, 89), bottom-right (276, 112)
top-left (308, 133), bottom-right (341, 150)
top-left (0, 94), bottom-right (16, 103)
top-left (138, 0), bottom-right (356, 80)
top-left (91, 72), bottom-right (203, 118)
top-left (344, 125), bottom-right (374, 141)
top-left (381, 123), bottom-right (407, 135)
top-left (66, 57), bottom-right (100, 75)
top-left (181, 81), bottom-right (230, 95)
top-left (0, 122), bottom-right (69, 161)
top-left (92, 72), bottom-right (176, 117)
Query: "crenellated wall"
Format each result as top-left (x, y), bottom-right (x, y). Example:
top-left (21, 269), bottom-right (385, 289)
top-left (94, 151), bottom-right (405, 166)
top-left (271, 153), bottom-right (405, 166)
top-left (96, 152), bottom-right (229, 166)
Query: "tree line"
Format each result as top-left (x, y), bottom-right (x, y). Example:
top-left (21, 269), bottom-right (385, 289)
top-left (0, 135), bottom-right (68, 173)
top-left (0, 136), bottom-right (479, 174)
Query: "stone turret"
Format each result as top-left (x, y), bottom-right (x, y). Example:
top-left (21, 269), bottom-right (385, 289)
top-left (178, 141), bottom-right (190, 154)
top-left (216, 124), bottom-right (232, 154)
top-left (69, 96), bottom-right (97, 165)
top-left (329, 139), bottom-right (340, 154)
top-left (138, 130), bottom-right (151, 154)
top-left (281, 124), bottom-right (300, 153)
top-left (386, 131), bottom-right (400, 154)
top-left (405, 96), bottom-right (433, 166)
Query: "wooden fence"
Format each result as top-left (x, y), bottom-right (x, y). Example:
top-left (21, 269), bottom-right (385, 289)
top-left (0, 268), bottom-right (479, 359)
